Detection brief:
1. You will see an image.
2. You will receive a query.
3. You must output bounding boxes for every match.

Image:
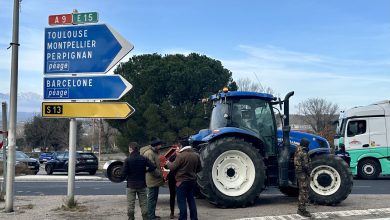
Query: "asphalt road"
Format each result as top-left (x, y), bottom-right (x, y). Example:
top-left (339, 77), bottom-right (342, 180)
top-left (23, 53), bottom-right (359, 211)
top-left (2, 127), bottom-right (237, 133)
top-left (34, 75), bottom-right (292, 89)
top-left (11, 176), bottom-right (390, 196)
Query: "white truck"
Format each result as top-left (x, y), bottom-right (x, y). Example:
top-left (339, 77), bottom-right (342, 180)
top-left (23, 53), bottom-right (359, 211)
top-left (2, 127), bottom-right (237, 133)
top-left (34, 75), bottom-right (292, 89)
top-left (334, 100), bottom-right (390, 179)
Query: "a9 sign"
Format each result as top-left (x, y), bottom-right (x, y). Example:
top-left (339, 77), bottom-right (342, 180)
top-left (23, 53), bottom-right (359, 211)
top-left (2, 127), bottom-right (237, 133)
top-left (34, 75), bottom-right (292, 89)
top-left (48, 14), bottom-right (73, 26)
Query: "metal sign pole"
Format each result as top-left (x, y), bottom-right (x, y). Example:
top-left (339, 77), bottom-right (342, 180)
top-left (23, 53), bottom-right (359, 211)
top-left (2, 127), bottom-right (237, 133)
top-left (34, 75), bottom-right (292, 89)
top-left (66, 10), bottom-right (79, 206)
top-left (1, 103), bottom-right (8, 200)
top-left (67, 118), bottom-right (77, 204)
top-left (6, 0), bottom-right (20, 212)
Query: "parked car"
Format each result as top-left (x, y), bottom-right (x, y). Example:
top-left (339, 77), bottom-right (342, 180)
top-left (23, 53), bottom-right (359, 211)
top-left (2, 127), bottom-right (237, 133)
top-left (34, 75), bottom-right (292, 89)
top-left (39, 152), bottom-right (53, 163)
top-left (45, 152), bottom-right (98, 175)
top-left (0, 151), bottom-right (40, 175)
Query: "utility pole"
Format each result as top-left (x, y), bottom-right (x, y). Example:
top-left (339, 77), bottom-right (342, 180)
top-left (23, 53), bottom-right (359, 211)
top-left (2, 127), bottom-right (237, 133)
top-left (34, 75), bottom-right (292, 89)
top-left (98, 119), bottom-right (102, 163)
top-left (6, 0), bottom-right (20, 212)
top-left (1, 103), bottom-right (8, 201)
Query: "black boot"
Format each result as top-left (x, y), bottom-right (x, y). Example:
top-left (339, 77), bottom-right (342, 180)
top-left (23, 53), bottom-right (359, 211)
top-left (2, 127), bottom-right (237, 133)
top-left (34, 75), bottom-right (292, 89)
top-left (297, 209), bottom-right (312, 217)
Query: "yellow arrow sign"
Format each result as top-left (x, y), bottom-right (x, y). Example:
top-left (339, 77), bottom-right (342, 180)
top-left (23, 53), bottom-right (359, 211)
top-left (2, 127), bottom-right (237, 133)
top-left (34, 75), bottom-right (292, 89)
top-left (42, 102), bottom-right (134, 119)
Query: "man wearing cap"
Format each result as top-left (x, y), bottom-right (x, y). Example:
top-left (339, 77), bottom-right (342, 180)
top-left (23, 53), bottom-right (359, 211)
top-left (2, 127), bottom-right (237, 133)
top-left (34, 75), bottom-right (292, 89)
top-left (294, 138), bottom-right (312, 217)
top-left (140, 137), bottom-right (165, 220)
top-left (121, 142), bottom-right (156, 220)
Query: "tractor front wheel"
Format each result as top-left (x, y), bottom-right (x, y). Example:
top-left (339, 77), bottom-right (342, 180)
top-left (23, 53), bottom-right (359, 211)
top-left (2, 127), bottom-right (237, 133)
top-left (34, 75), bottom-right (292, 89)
top-left (309, 154), bottom-right (353, 205)
top-left (197, 137), bottom-right (265, 208)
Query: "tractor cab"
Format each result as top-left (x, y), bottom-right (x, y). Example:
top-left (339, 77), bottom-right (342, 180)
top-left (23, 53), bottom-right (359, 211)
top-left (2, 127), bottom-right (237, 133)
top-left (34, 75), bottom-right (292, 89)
top-left (208, 91), bottom-right (277, 155)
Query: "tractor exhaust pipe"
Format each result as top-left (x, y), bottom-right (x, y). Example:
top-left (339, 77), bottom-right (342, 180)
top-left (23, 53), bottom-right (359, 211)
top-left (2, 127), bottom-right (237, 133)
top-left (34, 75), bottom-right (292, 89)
top-left (278, 91), bottom-right (294, 187)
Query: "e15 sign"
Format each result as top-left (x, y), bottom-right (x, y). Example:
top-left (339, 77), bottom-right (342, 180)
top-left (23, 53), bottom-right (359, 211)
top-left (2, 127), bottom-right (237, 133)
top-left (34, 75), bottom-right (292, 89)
top-left (73, 12), bottom-right (98, 24)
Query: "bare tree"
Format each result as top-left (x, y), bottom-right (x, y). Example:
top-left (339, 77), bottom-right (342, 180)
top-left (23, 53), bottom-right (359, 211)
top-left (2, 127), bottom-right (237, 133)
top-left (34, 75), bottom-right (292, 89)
top-left (24, 116), bottom-right (83, 151)
top-left (100, 119), bottom-right (120, 153)
top-left (297, 98), bottom-right (339, 133)
top-left (236, 77), bottom-right (275, 95)
top-left (80, 119), bottom-right (119, 153)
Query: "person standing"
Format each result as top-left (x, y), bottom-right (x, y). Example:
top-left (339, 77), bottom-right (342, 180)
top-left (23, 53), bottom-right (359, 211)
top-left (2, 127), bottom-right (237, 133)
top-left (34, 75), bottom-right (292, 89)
top-left (166, 139), bottom-right (202, 220)
top-left (294, 138), bottom-right (312, 217)
top-left (141, 137), bottom-right (165, 220)
top-left (167, 145), bottom-right (179, 219)
top-left (121, 142), bottom-right (156, 220)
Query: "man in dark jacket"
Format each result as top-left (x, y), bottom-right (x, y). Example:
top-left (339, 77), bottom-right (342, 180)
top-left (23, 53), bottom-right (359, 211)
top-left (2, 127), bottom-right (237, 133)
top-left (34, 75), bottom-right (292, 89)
top-left (166, 139), bottom-right (202, 220)
top-left (122, 142), bottom-right (156, 220)
top-left (294, 138), bottom-right (312, 218)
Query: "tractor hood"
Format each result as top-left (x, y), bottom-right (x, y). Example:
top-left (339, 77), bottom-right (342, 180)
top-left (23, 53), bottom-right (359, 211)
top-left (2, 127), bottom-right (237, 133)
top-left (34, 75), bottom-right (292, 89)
top-left (190, 127), bottom-right (259, 143)
top-left (276, 130), bottom-right (330, 150)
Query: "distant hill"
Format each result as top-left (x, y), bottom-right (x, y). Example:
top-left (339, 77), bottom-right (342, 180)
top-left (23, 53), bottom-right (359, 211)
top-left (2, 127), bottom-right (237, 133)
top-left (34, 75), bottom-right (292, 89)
top-left (0, 92), bottom-right (41, 122)
top-left (0, 112), bottom-right (38, 124)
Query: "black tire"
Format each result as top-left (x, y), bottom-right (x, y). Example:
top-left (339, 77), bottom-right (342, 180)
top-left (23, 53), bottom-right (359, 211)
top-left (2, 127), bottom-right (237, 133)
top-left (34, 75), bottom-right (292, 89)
top-left (107, 163), bottom-right (125, 183)
top-left (89, 170), bottom-right (97, 175)
top-left (197, 137), bottom-right (265, 208)
top-left (309, 154), bottom-right (353, 205)
top-left (45, 164), bottom-right (53, 175)
top-left (357, 158), bottom-right (380, 180)
top-left (279, 186), bottom-right (299, 197)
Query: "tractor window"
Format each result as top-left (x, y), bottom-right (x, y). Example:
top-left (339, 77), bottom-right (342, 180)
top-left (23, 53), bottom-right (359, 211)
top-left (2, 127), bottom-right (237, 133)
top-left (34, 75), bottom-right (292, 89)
top-left (231, 102), bottom-right (256, 131)
top-left (231, 98), bottom-right (276, 154)
top-left (231, 99), bottom-right (275, 135)
top-left (254, 104), bottom-right (274, 136)
top-left (210, 102), bottom-right (228, 130)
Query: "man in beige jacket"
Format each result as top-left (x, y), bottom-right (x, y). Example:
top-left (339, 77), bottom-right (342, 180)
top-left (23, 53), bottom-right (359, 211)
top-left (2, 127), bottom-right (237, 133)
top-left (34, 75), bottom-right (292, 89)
top-left (140, 137), bottom-right (165, 220)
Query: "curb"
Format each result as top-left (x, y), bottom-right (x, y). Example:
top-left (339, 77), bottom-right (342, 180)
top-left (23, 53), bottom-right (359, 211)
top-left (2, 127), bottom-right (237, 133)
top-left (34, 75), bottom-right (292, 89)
top-left (0, 175), bottom-right (107, 182)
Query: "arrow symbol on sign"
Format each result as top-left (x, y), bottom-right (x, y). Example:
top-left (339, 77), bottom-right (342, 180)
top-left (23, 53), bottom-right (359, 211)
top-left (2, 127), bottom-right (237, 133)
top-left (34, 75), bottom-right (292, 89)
top-left (43, 75), bottom-right (132, 100)
top-left (42, 102), bottom-right (135, 119)
top-left (44, 24), bottom-right (134, 74)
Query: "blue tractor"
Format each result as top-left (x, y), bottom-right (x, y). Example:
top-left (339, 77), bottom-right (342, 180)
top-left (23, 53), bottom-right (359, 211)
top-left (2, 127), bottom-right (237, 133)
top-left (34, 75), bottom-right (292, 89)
top-left (190, 89), bottom-right (352, 207)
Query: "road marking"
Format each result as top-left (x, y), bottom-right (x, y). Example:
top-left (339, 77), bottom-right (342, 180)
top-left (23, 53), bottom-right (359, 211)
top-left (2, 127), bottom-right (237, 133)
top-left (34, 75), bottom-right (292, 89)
top-left (235, 207), bottom-right (390, 220)
top-left (365, 218), bottom-right (390, 220)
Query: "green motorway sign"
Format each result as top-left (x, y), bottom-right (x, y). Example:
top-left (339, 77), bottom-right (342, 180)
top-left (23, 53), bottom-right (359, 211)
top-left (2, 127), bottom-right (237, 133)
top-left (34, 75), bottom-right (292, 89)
top-left (72, 12), bottom-right (98, 24)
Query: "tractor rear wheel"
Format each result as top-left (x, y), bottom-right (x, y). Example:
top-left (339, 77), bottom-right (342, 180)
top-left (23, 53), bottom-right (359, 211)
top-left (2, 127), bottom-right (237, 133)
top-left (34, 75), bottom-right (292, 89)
top-left (197, 137), bottom-right (265, 208)
top-left (309, 154), bottom-right (353, 205)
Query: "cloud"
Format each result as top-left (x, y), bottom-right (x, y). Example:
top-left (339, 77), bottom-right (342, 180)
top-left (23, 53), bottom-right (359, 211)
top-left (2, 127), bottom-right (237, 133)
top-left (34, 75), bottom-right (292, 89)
top-left (220, 45), bottom-right (390, 112)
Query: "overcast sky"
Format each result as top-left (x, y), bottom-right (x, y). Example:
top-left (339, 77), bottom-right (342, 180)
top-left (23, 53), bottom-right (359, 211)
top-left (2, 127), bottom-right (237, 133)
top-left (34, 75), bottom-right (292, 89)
top-left (0, 0), bottom-right (389, 113)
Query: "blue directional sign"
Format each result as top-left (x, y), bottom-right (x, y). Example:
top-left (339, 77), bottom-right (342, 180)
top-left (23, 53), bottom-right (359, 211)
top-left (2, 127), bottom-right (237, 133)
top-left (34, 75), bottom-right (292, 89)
top-left (43, 75), bottom-right (132, 100)
top-left (44, 24), bottom-right (133, 74)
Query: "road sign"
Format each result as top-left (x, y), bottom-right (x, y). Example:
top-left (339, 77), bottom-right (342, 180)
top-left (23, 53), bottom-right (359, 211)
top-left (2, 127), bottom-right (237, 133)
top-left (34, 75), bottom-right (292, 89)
top-left (42, 102), bottom-right (134, 119)
top-left (44, 24), bottom-right (133, 74)
top-left (43, 75), bottom-right (132, 100)
top-left (48, 14), bottom-right (73, 25)
top-left (72, 12), bottom-right (98, 24)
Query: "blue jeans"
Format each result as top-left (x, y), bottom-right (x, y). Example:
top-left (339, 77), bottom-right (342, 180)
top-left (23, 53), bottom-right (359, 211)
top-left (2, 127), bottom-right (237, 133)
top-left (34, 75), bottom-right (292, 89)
top-left (177, 181), bottom-right (198, 220)
top-left (147, 186), bottom-right (159, 220)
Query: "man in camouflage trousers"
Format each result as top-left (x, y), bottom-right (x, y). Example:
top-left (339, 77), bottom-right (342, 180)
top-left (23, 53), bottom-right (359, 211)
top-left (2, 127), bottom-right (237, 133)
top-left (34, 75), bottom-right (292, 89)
top-left (294, 138), bottom-right (312, 217)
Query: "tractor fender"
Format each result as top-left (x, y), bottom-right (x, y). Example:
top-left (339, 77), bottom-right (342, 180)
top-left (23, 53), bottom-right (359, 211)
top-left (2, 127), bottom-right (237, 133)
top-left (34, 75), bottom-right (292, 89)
top-left (103, 160), bottom-right (125, 183)
top-left (308, 148), bottom-right (330, 157)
